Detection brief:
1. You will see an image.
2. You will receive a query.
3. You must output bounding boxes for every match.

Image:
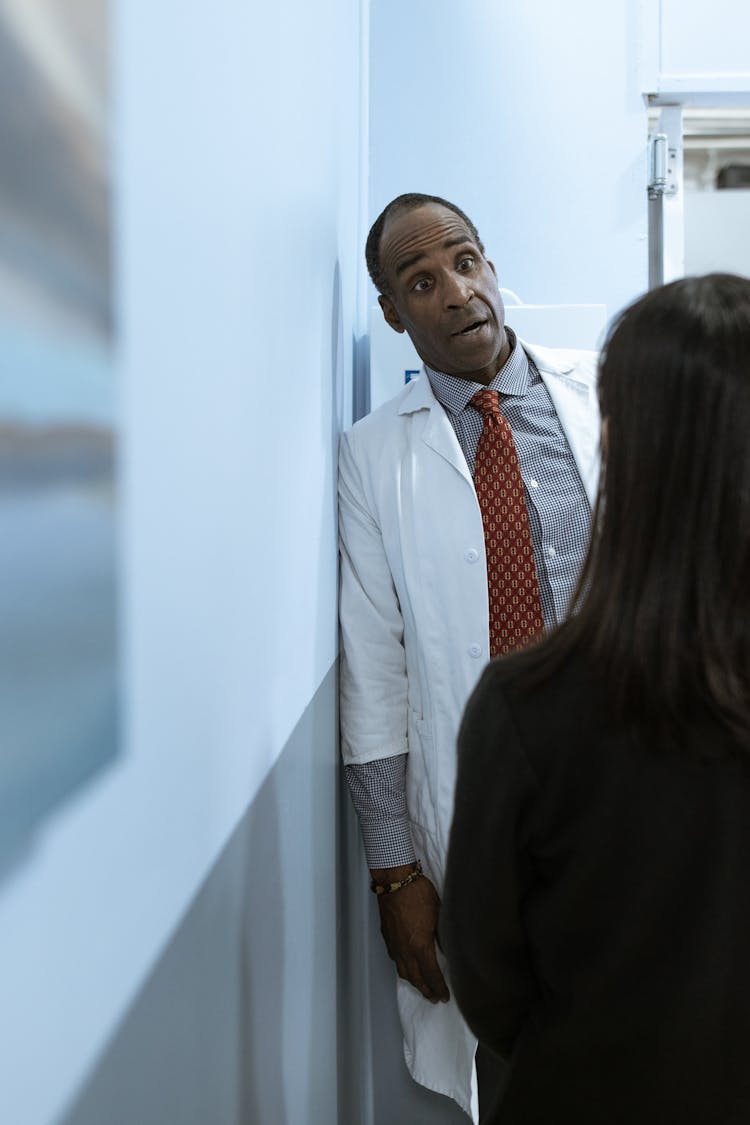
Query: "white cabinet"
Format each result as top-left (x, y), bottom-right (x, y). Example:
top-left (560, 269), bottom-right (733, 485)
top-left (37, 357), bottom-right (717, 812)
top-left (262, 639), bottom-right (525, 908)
top-left (642, 0), bottom-right (750, 100)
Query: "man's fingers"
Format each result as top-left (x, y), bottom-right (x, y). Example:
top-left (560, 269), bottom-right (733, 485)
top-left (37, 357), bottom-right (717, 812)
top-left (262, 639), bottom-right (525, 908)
top-left (420, 946), bottom-right (450, 1002)
top-left (394, 948), bottom-right (450, 1003)
top-left (395, 956), bottom-right (441, 1002)
top-left (395, 956), bottom-right (426, 997)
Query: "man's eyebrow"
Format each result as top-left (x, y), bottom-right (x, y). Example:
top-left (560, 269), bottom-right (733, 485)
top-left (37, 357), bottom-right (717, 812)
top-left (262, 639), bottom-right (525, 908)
top-left (395, 251), bottom-right (425, 277)
top-left (394, 237), bottom-right (476, 278)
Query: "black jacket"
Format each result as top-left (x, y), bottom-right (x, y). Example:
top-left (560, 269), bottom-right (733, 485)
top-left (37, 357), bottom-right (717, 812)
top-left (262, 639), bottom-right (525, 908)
top-left (442, 651), bottom-right (750, 1125)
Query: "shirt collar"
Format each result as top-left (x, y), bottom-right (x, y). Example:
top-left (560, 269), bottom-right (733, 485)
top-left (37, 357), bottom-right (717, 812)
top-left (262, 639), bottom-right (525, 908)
top-left (424, 327), bottom-right (530, 417)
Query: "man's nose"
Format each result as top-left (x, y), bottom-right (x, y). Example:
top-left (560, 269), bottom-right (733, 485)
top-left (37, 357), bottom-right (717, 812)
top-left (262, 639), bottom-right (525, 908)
top-left (443, 271), bottom-right (473, 307)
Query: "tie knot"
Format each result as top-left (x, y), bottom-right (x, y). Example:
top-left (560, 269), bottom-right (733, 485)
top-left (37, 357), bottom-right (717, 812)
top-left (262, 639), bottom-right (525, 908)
top-left (470, 389), bottom-right (501, 420)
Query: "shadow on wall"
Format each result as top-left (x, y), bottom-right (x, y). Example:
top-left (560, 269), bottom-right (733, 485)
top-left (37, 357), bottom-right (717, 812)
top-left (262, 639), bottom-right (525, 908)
top-left (61, 666), bottom-right (341, 1125)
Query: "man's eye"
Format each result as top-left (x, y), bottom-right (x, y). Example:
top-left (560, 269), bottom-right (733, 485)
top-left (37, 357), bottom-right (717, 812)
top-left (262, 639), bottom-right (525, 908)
top-left (458, 256), bottom-right (475, 271)
top-left (413, 278), bottom-right (432, 292)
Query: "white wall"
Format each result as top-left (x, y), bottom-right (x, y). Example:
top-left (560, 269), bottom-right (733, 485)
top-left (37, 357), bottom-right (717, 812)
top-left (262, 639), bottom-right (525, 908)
top-left (657, 0), bottom-right (750, 89)
top-left (369, 0), bottom-right (647, 325)
top-left (0, 1), bottom-right (366, 1122)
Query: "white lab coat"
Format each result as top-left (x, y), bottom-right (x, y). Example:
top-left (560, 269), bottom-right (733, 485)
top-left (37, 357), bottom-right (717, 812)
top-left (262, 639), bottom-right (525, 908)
top-left (338, 341), bottom-right (601, 1121)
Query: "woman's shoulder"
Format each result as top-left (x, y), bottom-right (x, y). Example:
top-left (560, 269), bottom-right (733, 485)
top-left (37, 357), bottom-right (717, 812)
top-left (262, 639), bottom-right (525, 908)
top-left (463, 644), bottom-right (607, 774)
top-left (477, 644), bottom-right (599, 721)
top-left (474, 643), bottom-right (749, 775)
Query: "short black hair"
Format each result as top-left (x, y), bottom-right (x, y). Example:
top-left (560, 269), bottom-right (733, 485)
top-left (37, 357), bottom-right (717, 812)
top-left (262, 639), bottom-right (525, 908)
top-left (365, 193), bottom-right (485, 296)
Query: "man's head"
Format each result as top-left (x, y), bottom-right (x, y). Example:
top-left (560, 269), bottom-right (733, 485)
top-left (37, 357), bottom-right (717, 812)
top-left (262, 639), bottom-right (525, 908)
top-left (366, 194), bottom-right (509, 385)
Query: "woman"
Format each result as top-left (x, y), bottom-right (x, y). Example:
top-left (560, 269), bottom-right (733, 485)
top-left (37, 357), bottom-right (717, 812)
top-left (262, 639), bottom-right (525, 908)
top-left (441, 274), bottom-right (750, 1124)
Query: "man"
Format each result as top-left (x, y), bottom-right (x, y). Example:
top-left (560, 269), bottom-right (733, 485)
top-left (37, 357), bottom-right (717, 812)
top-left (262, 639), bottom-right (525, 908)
top-left (338, 193), bottom-right (600, 1121)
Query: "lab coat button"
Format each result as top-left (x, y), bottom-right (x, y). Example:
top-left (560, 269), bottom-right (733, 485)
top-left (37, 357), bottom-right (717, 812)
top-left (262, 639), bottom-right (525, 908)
top-left (464, 548), bottom-right (479, 563)
top-left (468, 643), bottom-right (482, 658)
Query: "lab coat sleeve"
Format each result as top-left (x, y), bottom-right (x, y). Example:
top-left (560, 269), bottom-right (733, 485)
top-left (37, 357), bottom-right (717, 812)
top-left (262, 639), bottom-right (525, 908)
top-left (338, 427), bottom-right (409, 766)
top-left (441, 664), bottom-right (542, 1059)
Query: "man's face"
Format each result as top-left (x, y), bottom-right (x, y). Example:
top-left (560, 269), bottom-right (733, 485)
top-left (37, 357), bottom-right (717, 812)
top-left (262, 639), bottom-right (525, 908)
top-left (378, 203), bottom-right (509, 385)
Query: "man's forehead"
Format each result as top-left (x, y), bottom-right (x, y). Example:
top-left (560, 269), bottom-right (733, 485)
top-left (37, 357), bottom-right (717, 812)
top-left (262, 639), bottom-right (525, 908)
top-left (381, 206), bottom-right (477, 277)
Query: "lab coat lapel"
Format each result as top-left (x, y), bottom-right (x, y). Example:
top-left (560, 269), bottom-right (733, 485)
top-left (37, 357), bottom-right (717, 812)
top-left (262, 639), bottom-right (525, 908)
top-left (398, 372), bottom-right (474, 486)
top-left (523, 342), bottom-right (601, 507)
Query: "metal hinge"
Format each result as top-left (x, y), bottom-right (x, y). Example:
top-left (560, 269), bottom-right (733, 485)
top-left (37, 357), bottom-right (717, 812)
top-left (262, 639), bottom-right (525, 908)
top-left (648, 133), bottom-right (678, 198)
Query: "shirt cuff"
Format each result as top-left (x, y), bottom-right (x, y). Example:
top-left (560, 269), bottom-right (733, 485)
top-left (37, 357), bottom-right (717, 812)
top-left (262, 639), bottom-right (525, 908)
top-left (345, 755), bottom-right (417, 869)
top-left (359, 815), bottom-right (416, 869)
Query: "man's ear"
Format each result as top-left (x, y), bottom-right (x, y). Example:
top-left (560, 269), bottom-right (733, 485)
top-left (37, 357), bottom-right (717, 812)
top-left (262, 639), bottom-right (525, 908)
top-left (487, 259), bottom-right (498, 280)
top-left (378, 294), bottom-right (406, 335)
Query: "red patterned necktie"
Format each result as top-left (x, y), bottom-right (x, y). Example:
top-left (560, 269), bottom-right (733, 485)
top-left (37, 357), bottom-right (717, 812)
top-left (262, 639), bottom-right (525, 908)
top-left (471, 389), bottom-right (544, 657)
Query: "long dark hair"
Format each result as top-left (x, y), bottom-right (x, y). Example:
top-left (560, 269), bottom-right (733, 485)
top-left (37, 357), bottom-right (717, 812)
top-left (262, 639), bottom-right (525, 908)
top-left (527, 273), bottom-right (750, 745)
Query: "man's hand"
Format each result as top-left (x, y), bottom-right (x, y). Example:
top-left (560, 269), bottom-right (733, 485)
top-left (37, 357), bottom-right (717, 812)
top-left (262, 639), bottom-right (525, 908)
top-left (371, 864), bottom-right (450, 1003)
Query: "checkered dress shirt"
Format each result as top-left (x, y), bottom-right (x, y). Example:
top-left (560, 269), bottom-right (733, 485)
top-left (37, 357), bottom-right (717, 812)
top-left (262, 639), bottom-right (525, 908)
top-left (345, 330), bottom-right (592, 868)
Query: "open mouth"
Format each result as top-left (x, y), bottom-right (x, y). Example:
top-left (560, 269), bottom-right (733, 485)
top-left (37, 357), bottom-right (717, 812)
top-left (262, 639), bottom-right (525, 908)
top-left (454, 319), bottom-right (487, 337)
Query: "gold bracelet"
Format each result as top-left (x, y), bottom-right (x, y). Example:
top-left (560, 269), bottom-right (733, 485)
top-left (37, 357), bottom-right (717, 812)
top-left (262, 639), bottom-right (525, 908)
top-left (370, 861), bottom-right (423, 896)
